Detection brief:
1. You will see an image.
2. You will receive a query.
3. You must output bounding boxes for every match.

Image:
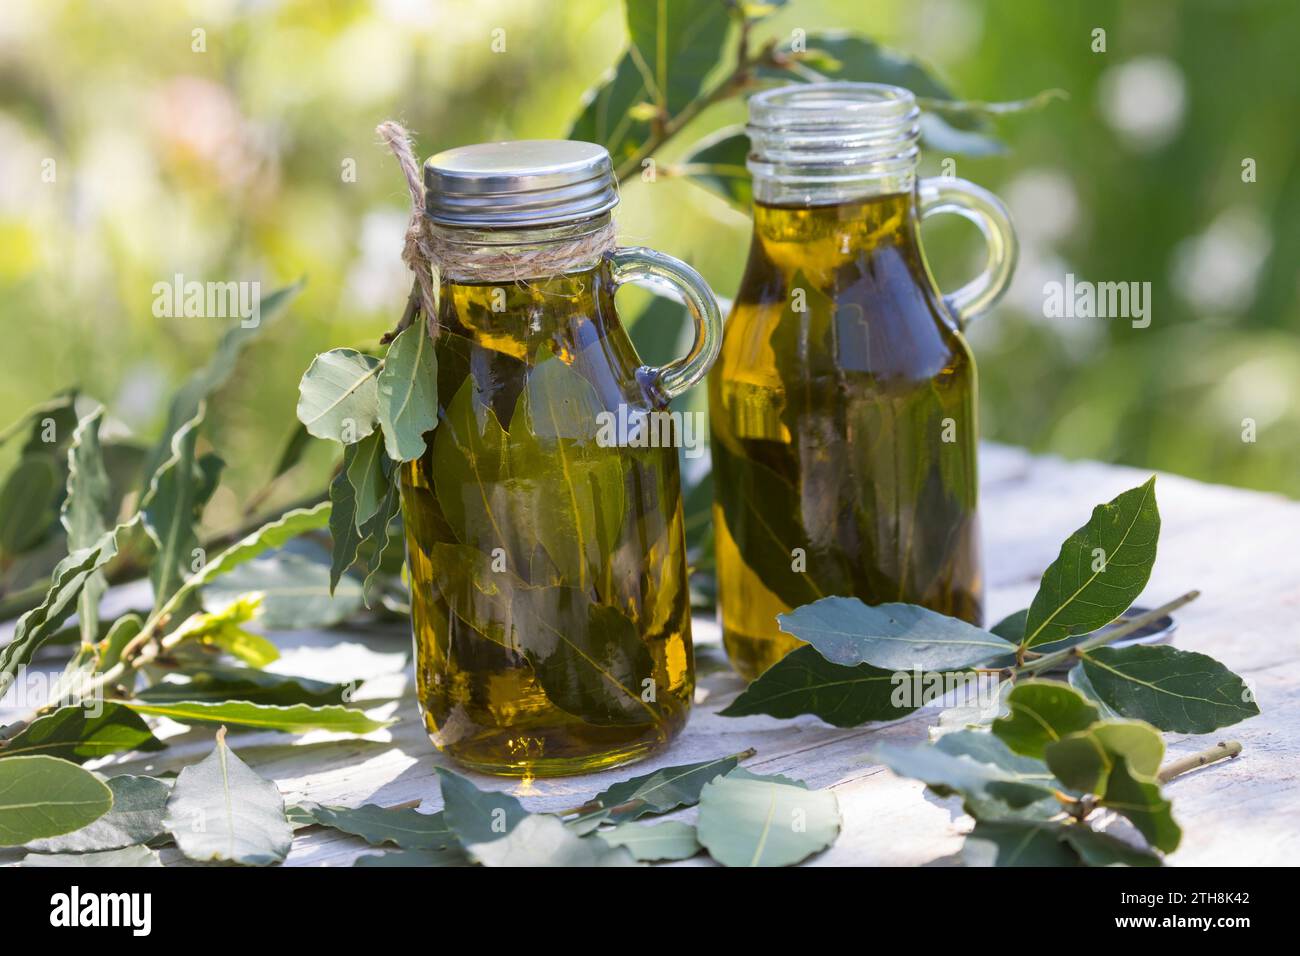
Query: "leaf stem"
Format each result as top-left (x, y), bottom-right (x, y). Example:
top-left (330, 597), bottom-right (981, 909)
top-left (612, 29), bottom-right (779, 183)
top-left (555, 747), bottom-right (758, 819)
top-left (1014, 591), bottom-right (1200, 676)
top-left (1157, 740), bottom-right (1242, 784)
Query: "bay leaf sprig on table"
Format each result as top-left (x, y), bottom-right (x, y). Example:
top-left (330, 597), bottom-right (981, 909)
top-left (873, 682), bottom-right (1207, 864)
top-left (342, 754), bottom-right (840, 868)
top-left (723, 479), bottom-right (1259, 737)
top-left (718, 478), bottom-right (1257, 867)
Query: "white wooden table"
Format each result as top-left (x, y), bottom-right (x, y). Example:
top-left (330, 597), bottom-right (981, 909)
top-left (4, 444), bottom-right (1297, 866)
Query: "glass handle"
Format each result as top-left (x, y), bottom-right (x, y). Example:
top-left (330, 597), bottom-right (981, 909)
top-left (607, 247), bottom-right (723, 404)
top-left (918, 176), bottom-right (1018, 328)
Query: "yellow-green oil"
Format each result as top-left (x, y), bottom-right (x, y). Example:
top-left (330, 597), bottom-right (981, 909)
top-left (709, 194), bottom-right (982, 680)
top-left (401, 265), bottom-right (693, 775)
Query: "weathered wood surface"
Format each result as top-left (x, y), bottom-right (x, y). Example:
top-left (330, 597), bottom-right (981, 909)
top-left (3, 443), bottom-right (1297, 866)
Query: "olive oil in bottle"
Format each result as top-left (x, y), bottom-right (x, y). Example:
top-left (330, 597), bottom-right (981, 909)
top-left (403, 140), bottom-right (722, 774)
top-left (710, 84), bottom-right (1017, 680)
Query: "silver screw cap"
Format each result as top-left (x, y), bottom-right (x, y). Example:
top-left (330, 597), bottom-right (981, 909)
top-left (423, 139), bottom-right (619, 228)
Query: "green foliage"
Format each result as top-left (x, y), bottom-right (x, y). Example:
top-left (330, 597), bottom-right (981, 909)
top-left (991, 682), bottom-right (1101, 758)
top-left (597, 820), bottom-right (702, 861)
top-left (0, 756), bottom-right (113, 845)
top-left (572, 750), bottom-right (752, 823)
top-left (0, 703), bottom-right (165, 763)
top-left (725, 478), bottom-right (1254, 865)
top-left (163, 728), bottom-right (293, 866)
top-left (777, 597), bottom-right (1016, 671)
top-left (376, 324), bottom-right (439, 461)
top-left (121, 699), bottom-right (392, 735)
top-left (1081, 645), bottom-right (1260, 733)
top-left (26, 775), bottom-right (171, 854)
top-left (696, 767), bottom-right (841, 866)
top-left (1023, 478), bottom-right (1160, 649)
top-left (295, 803), bottom-right (455, 851)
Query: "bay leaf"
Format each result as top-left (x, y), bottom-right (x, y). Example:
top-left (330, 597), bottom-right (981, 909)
top-left (328, 443), bottom-right (363, 592)
top-left (624, 0), bottom-right (732, 117)
top-left (164, 727), bottom-right (292, 865)
top-left (138, 666), bottom-right (346, 707)
top-left (1067, 663), bottom-right (1120, 718)
top-left (98, 612), bottom-right (143, 673)
top-left (171, 594), bottom-right (279, 667)
top-left (22, 844), bottom-right (162, 867)
top-left (0, 455), bottom-right (60, 557)
top-left (466, 813), bottom-right (639, 867)
top-left (27, 775), bottom-right (170, 853)
top-left (296, 348), bottom-right (382, 443)
top-left (61, 405), bottom-right (111, 642)
top-left (575, 751), bottom-right (750, 823)
top-left (962, 820), bottom-right (1079, 867)
top-left (1044, 719), bottom-right (1165, 794)
top-left (0, 755), bottom-right (113, 846)
top-left (873, 738), bottom-right (1057, 810)
top-left (121, 699), bottom-right (392, 734)
top-left (141, 404), bottom-right (213, 612)
top-left (777, 596), bottom-right (1015, 671)
top-left (711, 434), bottom-right (850, 611)
top-left (143, 281), bottom-right (300, 484)
top-left (719, 645), bottom-right (924, 727)
top-left (1021, 478), bottom-right (1159, 649)
top-left (0, 703), bottom-right (164, 763)
top-left (696, 767), bottom-right (841, 867)
top-left (567, 52), bottom-right (651, 166)
top-left (566, 0), bottom-right (730, 170)
top-left (297, 802), bottom-right (455, 851)
top-left (680, 127), bottom-right (751, 212)
top-left (353, 846), bottom-right (469, 867)
top-left (1098, 757), bottom-right (1181, 853)
top-left (432, 542), bottom-right (658, 727)
top-left (432, 376), bottom-right (514, 558)
top-left (1061, 826), bottom-right (1162, 867)
top-left (356, 476), bottom-right (402, 602)
top-left (509, 352), bottom-right (625, 591)
top-left (1080, 645), bottom-right (1259, 733)
top-left (185, 502), bottom-right (331, 595)
top-left (436, 767), bottom-right (529, 846)
top-left (0, 519), bottom-right (133, 687)
top-left (991, 681), bottom-right (1100, 759)
top-left (931, 730), bottom-right (1062, 818)
top-left (990, 609), bottom-right (1027, 642)
top-left (205, 553), bottom-right (364, 630)
top-left (597, 820), bottom-right (701, 861)
top-left (377, 323), bottom-right (439, 461)
top-left (346, 430), bottom-right (389, 531)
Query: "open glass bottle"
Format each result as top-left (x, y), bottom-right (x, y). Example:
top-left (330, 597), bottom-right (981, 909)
top-left (709, 83), bottom-right (1018, 680)
top-left (403, 140), bottom-right (721, 775)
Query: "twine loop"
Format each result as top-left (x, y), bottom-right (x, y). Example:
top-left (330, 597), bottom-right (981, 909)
top-left (376, 121), bottom-right (616, 335)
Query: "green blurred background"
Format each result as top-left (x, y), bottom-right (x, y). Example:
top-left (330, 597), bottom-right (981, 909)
top-left (2, 0), bottom-right (1297, 535)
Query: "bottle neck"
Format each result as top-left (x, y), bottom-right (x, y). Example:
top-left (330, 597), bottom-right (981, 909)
top-left (746, 82), bottom-right (921, 207)
top-left (751, 191), bottom-right (921, 272)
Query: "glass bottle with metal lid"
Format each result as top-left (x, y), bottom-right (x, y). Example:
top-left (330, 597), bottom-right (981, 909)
top-left (402, 139), bottom-right (721, 775)
top-left (709, 83), bottom-right (1018, 680)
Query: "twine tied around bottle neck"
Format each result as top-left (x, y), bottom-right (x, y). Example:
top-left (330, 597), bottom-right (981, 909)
top-left (376, 121), bottom-right (617, 336)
